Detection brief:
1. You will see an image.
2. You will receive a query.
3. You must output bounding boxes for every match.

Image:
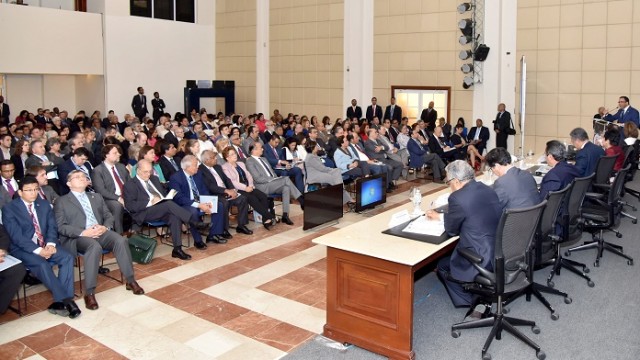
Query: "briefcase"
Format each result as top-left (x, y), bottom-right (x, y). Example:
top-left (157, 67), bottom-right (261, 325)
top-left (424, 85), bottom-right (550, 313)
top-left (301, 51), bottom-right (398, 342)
top-left (128, 234), bottom-right (157, 264)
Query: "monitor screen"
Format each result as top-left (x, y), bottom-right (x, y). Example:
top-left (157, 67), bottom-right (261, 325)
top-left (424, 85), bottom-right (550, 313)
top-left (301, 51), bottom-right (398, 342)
top-left (355, 173), bottom-right (387, 212)
top-left (303, 183), bottom-right (344, 230)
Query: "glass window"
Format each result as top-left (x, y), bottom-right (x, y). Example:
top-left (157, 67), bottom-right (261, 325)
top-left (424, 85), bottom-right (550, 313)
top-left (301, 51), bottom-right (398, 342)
top-left (176, 0), bottom-right (195, 23)
top-left (154, 0), bottom-right (174, 20)
top-left (131, 0), bottom-right (151, 18)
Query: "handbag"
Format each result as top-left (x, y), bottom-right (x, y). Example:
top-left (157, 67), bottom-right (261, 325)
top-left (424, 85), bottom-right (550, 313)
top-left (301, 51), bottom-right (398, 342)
top-left (507, 117), bottom-right (517, 135)
top-left (128, 234), bottom-right (157, 264)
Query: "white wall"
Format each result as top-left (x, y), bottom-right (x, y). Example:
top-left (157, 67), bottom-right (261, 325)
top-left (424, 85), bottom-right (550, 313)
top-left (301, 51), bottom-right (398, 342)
top-left (4, 75), bottom-right (43, 116)
top-left (103, 14), bottom-right (215, 117)
top-left (75, 76), bottom-right (106, 114)
top-left (43, 75), bottom-right (76, 112)
top-left (0, 3), bottom-right (103, 75)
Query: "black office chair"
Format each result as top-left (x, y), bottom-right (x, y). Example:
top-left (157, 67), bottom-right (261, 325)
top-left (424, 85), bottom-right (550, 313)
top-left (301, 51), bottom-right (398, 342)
top-left (623, 138), bottom-right (640, 202)
top-left (591, 154), bottom-right (617, 193)
top-left (618, 144), bottom-right (638, 222)
top-left (503, 185), bottom-right (572, 320)
top-left (566, 165), bottom-right (634, 267)
top-left (548, 174), bottom-right (595, 287)
top-left (451, 201), bottom-right (547, 360)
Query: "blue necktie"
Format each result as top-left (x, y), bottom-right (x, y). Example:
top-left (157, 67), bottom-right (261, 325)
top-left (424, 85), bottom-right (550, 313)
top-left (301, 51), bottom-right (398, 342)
top-left (79, 193), bottom-right (98, 228)
top-left (188, 175), bottom-right (200, 201)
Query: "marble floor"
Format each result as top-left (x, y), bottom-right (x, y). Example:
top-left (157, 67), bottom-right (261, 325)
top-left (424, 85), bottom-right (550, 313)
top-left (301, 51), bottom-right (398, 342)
top-left (0, 177), bottom-right (446, 360)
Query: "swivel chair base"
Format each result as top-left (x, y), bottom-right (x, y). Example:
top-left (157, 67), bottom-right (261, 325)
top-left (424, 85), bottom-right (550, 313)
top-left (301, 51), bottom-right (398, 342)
top-left (503, 282), bottom-right (571, 321)
top-left (452, 300), bottom-right (545, 360)
top-left (566, 229), bottom-right (634, 267)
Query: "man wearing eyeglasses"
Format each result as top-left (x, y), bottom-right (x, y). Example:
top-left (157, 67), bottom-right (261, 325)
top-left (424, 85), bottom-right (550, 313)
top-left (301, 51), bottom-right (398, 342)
top-left (3, 176), bottom-right (80, 318)
top-left (604, 96), bottom-right (640, 127)
top-left (57, 147), bottom-right (94, 195)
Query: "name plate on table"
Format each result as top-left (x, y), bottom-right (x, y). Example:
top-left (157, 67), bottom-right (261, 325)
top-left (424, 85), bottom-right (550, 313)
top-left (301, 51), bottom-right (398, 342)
top-left (382, 217), bottom-right (448, 245)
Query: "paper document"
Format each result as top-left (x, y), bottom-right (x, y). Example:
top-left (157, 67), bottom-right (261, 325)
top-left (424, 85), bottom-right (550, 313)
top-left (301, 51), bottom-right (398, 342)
top-left (162, 189), bottom-right (177, 201)
top-left (402, 216), bottom-right (445, 236)
top-left (199, 195), bottom-right (219, 213)
top-left (388, 210), bottom-right (411, 228)
top-left (0, 254), bottom-right (22, 272)
top-left (536, 165), bottom-right (551, 174)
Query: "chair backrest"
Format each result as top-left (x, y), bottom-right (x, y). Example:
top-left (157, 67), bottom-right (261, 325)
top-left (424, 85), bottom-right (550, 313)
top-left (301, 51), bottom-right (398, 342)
top-left (608, 164), bottom-right (630, 205)
top-left (536, 183), bottom-right (572, 264)
top-left (623, 140), bottom-right (639, 181)
top-left (594, 155), bottom-right (617, 185)
top-left (494, 201), bottom-right (547, 293)
top-left (564, 173), bottom-right (594, 242)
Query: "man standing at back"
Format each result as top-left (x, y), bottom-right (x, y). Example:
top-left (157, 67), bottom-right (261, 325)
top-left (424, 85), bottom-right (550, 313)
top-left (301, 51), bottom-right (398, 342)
top-left (346, 99), bottom-right (362, 120)
top-left (420, 101), bottom-right (437, 133)
top-left (131, 86), bottom-right (148, 121)
top-left (569, 127), bottom-right (605, 177)
top-left (384, 96), bottom-right (402, 123)
top-left (366, 97), bottom-right (383, 122)
top-left (493, 103), bottom-right (512, 149)
top-left (485, 147), bottom-right (540, 211)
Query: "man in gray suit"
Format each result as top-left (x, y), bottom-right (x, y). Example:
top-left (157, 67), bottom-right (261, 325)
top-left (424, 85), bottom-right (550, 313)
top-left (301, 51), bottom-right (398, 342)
top-left (92, 144), bottom-right (130, 234)
top-left (245, 142), bottom-right (303, 226)
top-left (485, 147), bottom-right (540, 211)
top-left (363, 128), bottom-right (403, 190)
top-left (242, 125), bottom-right (263, 156)
top-left (54, 170), bottom-right (144, 311)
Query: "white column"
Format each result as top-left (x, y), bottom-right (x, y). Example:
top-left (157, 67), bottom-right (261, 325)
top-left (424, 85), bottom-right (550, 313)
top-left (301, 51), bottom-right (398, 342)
top-left (256, 0), bottom-right (269, 114)
top-left (472, 0), bottom-right (517, 153)
top-left (343, 0), bottom-right (373, 115)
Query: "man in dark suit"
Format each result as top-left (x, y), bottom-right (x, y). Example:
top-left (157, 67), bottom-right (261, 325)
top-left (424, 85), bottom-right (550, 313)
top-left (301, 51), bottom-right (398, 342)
top-left (366, 97), bottom-right (383, 122)
top-left (539, 140), bottom-right (582, 201)
top-left (363, 129), bottom-right (403, 190)
top-left (124, 159), bottom-right (203, 260)
top-left (199, 150), bottom-right (253, 235)
top-left (570, 127), bottom-right (605, 177)
top-left (467, 118), bottom-right (490, 155)
top-left (493, 103), bottom-right (512, 149)
top-left (169, 155), bottom-right (227, 247)
top-left (0, 224), bottom-right (26, 315)
top-left (604, 96), bottom-right (640, 127)
top-left (428, 161), bottom-right (502, 307)
top-left (383, 97), bottom-right (402, 122)
top-left (2, 177), bottom-right (81, 318)
top-left (346, 99), bottom-right (362, 120)
top-left (0, 134), bottom-right (13, 161)
top-left (158, 141), bottom-right (182, 181)
top-left (486, 147), bottom-right (540, 211)
top-left (420, 101), bottom-right (438, 132)
top-left (57, 147), bottom-right (94, 195)
top-left (0, 96), bottom-right (10, 126)
top-left (406, 125), bottom-right (446, 182)
top-left (151, 92), bottom-right (166, 122)
top-left (428, 127), bottom-right (462, 162)
top-left (263, 137), bottom-right (304, 194)
top-left (27, 166), bottom-right (59, 205)
top-left (131, 86), bottom-right (148, 121)
top-left (92, 145), bottom-right (129, 234)
top-left (55, 170), bottom-right (144, 310)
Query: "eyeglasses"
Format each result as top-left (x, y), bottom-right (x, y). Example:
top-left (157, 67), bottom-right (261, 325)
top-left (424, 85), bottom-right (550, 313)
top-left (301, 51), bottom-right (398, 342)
top-left (445, 178), bottom-right (456, 185)
top-left (21, 188), bottom-right (40, 193)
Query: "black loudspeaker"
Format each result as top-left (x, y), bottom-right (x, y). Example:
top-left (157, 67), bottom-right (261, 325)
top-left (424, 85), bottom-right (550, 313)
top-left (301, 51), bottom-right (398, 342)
top-left (224, 80), bottom-right (235, 89)
top-left (474, 44), bottom-right (490, 61)
top-left (186, 80), bottom-right (197, 89)
top-left (212, 80), bottom-right (225, 89)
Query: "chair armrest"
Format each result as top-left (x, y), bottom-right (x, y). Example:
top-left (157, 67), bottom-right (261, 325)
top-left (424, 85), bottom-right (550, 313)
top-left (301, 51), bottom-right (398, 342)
top-left (585, 192), bottom-right (605, 200)
top-left (458, 247), bottom-right (483, 264)
top-left (593, 183), bottom-right (611, 190)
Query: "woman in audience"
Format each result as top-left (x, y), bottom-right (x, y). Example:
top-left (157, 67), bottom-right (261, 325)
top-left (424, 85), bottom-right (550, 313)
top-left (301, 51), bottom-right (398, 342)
top-left (131, 145), bottom-right (166, 183)
top-left (304, 141), bottom-right (354, 206)
top-left (176, 138), bottom-right (188, 159)
top-left (215, 138), bottom-right (229, 165)
top-left (46, 138), bottom-right (65, 166)
top-left (10, 140), bottom-right (29, 183)
top-left (603, 128), bottom-right (625, 172)
top-left (456, 117), bottom-right (468, 139)
top-left (450, 124), bottom-right (484, 169)
top-left (220, 147), bottom-right (276, 230)
top-left (147, 127), bottom-right (160, 148)
top-left (184, 139), bottom-right (201, 160)
top-left (126, 143), bottom-right (141, 173)
top-left (358, 121), bottom-right (369, 142)
top-left (623, 122), bottom-right (639, 146)
top-left (282, 137), bottom-right (301, 164)
top-left (396, 124), bottom-right (411, 151)
top-left (333, 135), bottom-right (367, 180)
top-left (14, 110), bottom-right (28, 125)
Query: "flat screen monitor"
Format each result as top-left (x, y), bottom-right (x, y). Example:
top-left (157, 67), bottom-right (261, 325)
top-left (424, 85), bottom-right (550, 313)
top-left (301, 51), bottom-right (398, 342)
top-left (355, 173), bottom-right (387, 213)
top-left (303, 183), bottom-right (344, 231)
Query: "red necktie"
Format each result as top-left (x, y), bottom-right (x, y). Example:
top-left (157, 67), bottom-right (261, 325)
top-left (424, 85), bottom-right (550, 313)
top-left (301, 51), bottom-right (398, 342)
top-left (237, 146), bottom-right (246, 160)
top-left (28, 203), bottom-right (45, 247)
top-left (5, 179), bottom-right (15, 197)
top-left (39, 189), bottom-right (47, 200)
top-left (112, 166), bottom-right (124, 194)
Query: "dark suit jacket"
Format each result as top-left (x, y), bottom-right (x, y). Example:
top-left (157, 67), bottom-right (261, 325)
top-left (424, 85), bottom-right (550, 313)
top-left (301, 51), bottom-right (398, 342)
top-left (3, 198), bottom-right (59, 255)
top-left (168, 170), bottom-right (211, 207)
top-left (467, 126), bottom-right (490, 153)
top-left (539, 161), bottom-right (582, 201)
top-left (151, 98), bottom-right (165, 119)
top-left (445, 180), bottom-right (502, 282)
top-left (493, 167), bottom-right (540, 211)
top-left (123, 175), bottom-right (166, 224)
top-left (575, 141), bottom-right (605, 177)
top-left (57, 159), bottom-right (93, 195)
top-left (604, 106), bottom-right (640, 127)
top-left (494, 111), bottom-right (512, 133)
top-left (366, 105), bottom-right (383, 121)
top-left (9, 154), bottom-right (24, 183)
top-left (383, 105), bottom-right (402, 122)
top-left (407, 138), bottom-right (429, 168)
top-left (346, 106), bottom-right (362, 119)
top-left (164, 132), bottom-right (179, 147)
top-left (420, 108), bottom-right (438, 130)
top-left (92, 162), bottom-right (130, 201)
top-left (54, 192), bottom-right (114, 257)
top-left (25, 154), bottom-right (56, 173)
top-left (199, 164), bottom-right (234, 195)
top-left (158, 156), bottom-right (182, 182)
top-left (39, 185), bottom-right (59, 205)
top-left (0, 103), bottom-right (10, 125)
top-left (263, 142), bottom-right (284, 167)
top-left (131, 94), bottom-right (148, 117)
